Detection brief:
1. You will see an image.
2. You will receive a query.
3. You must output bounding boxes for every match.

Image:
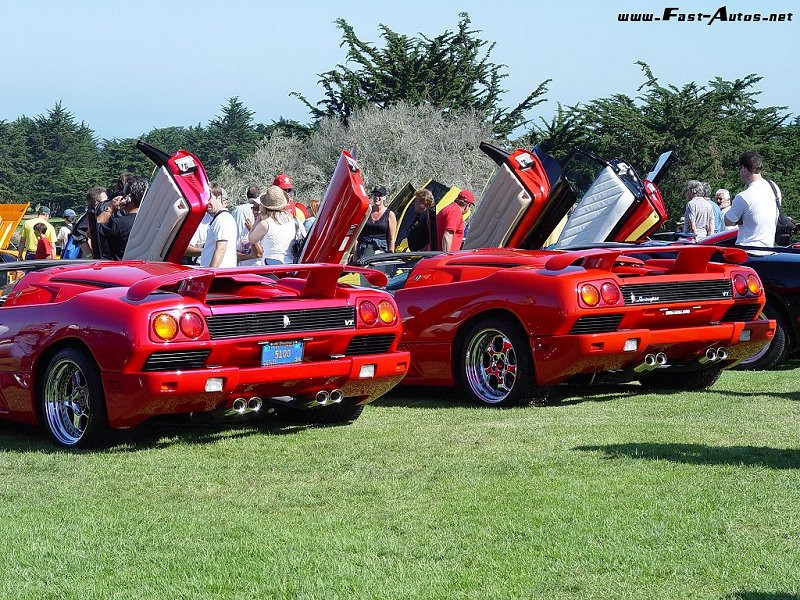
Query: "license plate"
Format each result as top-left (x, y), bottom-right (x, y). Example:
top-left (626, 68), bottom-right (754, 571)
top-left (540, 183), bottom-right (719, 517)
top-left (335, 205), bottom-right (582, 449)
top-left (261, 340), bottom-right (304, 366)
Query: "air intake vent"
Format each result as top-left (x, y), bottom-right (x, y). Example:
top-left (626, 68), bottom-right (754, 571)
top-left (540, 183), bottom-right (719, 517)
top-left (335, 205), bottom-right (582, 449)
top-left (622, 280), bottom-right (732, 305)
top-left (143, 350), bottom-right (210, 372)
top-left (345, 334), bottom-right (396, 356)
top-left (569, 314), bottom-right (624, 334)
top-left (206, 307), bottom-right (356, 339)
top-left (722, 304), bottom-right (761, 322)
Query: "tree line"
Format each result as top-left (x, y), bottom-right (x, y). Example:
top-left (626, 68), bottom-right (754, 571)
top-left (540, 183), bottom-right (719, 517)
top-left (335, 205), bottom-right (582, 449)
top-left (1, 13), bottom-right (797, 229)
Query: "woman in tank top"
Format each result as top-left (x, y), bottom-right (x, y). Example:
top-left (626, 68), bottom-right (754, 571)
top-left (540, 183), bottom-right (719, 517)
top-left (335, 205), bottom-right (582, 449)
top-left (248, 185), bottom-right (297, 265)
top-left (355, 185), bottom-right (397, 261)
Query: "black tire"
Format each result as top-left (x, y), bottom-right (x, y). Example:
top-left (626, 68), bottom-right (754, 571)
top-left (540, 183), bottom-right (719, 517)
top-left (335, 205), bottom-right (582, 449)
top-left (734, 302), bottom-right (789, 371)
top-left (458, 316), bottom-right (543, 407)
top-left (639, 367), bottom-right (723, 391)
top-left (38, 348), bottom-right (109, 448)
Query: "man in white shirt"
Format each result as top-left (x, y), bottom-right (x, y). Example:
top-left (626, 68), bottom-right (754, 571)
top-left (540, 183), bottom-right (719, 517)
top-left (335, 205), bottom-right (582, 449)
top-left (199, 185), bottom-right (238, 268)
top-left (724, 151), bottom-right (780, 248)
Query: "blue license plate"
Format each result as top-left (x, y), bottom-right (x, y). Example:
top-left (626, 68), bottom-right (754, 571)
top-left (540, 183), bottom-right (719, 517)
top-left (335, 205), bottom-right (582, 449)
top-left (261, 340), bottom-right (304, 366)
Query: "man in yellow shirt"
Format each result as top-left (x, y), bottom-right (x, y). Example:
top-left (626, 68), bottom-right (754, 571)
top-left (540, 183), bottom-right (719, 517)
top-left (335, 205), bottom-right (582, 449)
top-left (19, 206), bottom-right (57, 260)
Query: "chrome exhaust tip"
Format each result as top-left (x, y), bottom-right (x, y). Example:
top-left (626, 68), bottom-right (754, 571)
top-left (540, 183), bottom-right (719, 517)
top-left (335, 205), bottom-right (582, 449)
top-left (655, 352), bottom-right (667, 366)
top-left (315, 390), bottom-right (330, 406)
top-left (700, 347), bottom-right (718, 364)
top-left (329, 389), bottom-right (343, 404)
top-left (232, 398), bottom-right (248, 414)
top-left (716, 347), bottom-right (729, 361)
top-left (247, 397), bottom-right (263, 412)
top-left (634, 354), bottom-right (658, 373)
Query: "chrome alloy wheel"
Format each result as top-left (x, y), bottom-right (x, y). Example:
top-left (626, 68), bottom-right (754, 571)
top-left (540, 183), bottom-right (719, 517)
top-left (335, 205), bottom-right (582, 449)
top-left (43, 358), bottom-right (92, 446)
top-left (464, 328), bottom-right (518, 404)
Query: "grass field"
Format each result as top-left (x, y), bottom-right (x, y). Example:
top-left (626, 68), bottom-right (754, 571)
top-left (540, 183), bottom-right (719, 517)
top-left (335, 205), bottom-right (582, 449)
top-left (1, 361), bottom-right (798, 600)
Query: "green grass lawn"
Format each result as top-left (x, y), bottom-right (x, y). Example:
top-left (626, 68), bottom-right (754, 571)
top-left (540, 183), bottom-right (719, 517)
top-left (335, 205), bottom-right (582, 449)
top-left (1, 361), bottom-right (799, 600)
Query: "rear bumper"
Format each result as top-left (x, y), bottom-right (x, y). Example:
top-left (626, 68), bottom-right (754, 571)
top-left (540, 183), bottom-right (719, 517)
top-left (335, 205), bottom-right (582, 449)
top-left (103, 351), bottom-right (410, 427)
top-left (532, 320), bottom-right (775, 386)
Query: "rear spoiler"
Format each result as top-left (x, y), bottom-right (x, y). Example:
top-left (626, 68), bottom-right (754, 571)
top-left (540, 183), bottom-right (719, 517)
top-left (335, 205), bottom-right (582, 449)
top-left (126, 264), bottom-right (388, 302)
top-left (544, 245), bottom-right (748, 274)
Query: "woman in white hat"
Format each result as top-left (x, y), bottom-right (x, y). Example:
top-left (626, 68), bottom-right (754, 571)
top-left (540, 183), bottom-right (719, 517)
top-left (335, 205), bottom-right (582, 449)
top-left (248, 185), bottom-right (299, 265)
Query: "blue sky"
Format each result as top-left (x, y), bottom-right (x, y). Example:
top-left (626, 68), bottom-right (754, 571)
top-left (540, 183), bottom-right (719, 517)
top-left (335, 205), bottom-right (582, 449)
top-left (1, 0), bottom-right (797, 140)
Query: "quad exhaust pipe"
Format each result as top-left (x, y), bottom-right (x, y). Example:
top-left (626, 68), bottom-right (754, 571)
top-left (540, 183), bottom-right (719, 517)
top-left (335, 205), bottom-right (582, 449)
top-left (699, 347), bottom-right (729, 364)
top-left (634, 352), bottom-right (669, 373)
top-left (231, 397), bottom-right (263, 415)
top-left (310, 389), bottom-right (344, 407)
top-left (634, 353), bottom-right (658, 373)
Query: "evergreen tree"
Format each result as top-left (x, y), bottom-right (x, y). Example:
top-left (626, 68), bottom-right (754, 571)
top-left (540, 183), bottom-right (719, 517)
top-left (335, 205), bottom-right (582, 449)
top-left (203, 97), bottom-right (260, 172)
top-left (294, 13), bottom-right (549, 138)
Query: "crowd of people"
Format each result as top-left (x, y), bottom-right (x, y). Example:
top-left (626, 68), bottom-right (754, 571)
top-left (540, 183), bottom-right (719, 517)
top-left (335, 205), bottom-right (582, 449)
top-left (682, 151), bottom-right (789, 248)
top-left (15, 149), bottom-right (790, 266)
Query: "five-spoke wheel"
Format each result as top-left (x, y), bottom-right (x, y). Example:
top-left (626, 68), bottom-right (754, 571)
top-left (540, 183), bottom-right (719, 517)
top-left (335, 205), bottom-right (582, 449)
top-left (459, 317), bottom-right (541, 407)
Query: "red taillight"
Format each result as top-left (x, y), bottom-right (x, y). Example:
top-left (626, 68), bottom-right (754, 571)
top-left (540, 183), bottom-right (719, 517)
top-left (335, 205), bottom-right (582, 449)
top-left (359, 301), bottom-right (378, 325)
top-left (377, 300), bottom-right (396, 324)
top-left (579, 284), bottom-right (600, 307)
top-left (733, 274), bottom-right (748, 296)
top-left (600, 282), bottom-right (621, 305)
top-left (746, 274), bottom-right (762, 295)
top-left (153, 313), bottom-right (178, 341)
top-left (180, 312), bottom-right (204, 338)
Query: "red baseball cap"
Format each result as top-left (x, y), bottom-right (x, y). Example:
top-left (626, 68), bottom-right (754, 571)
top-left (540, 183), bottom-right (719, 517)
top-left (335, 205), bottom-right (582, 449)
top-left (273, 173), bottom-right (294, 190)
top-left (457, 189), bottom-right (475, 204)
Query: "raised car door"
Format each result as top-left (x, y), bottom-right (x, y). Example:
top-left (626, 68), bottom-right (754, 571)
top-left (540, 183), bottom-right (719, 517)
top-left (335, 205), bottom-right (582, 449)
top-left (123, 141), bottom-right (210, 264)
top-left (299, 150), bottom-right (371, 265)
top-left (553, 150), bottom-right (672, 248)
top-left (464, 143), bottom-right (576, 250)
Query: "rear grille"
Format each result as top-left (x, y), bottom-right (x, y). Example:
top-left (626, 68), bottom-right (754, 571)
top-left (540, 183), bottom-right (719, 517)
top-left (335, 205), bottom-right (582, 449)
top-left (570, 314), bottom-right (624, 334)
top-left (143, 350), bottom-right (210, 372)
top-left (345, 334), bottom-right (396, 356)
top-left (206, 307), bottom-right (356, 339)
top-left (622, 280), bottom-right (732, 305)
top-left (722, 304), bottom-right (761, 322)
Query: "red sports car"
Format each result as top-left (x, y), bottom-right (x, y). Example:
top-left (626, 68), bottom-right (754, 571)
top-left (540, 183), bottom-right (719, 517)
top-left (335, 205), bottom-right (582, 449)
top-left (309, 144), bottom-right (775, 406)
top-left (0, 142), bottom-right (409, 447)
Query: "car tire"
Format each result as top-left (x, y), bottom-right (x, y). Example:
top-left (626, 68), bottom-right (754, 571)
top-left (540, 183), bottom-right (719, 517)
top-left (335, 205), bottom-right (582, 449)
top-left (639, 366), bottom-right (723, 391)
top-left (459, 316), bottom-right (543, 407)
top-left (39, 348), bottom-right (109, 448)
top-left (734, 302), bottom-right (789, 371)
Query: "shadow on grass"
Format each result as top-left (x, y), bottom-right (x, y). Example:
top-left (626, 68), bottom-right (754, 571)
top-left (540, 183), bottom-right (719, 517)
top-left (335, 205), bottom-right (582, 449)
top-left (726, 593), bottom-right (800, 600)
top-left (575, 442), bottom-right (800, 470)
top-left (0, 412), bottom-right (312, 454)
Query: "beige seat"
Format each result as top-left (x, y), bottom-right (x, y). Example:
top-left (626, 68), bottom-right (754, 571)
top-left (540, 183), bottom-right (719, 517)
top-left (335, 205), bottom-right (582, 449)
top-left (123, 167), bottom-right (189, 262)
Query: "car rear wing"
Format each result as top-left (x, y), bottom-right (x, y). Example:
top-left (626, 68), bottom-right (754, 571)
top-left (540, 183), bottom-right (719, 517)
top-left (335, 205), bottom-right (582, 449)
top-left (544, 245), bottom-right (748, 274)
top-left (126, 263), bottom-right (389, 302)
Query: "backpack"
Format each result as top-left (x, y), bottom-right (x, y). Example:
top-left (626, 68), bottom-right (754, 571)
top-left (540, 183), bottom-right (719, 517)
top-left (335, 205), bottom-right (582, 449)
top-left (767, 180), bottom-right (794, 246)
top-left (290, 218), bottom-right (306, 263)
top-left (61, 234), bottom-right (82, 260)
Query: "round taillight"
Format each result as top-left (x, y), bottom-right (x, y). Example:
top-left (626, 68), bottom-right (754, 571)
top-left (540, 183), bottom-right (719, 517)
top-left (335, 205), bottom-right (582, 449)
top-left (579, 284), bottom-right (600, 307)
top-left (600, 282), bottom-right (620, 305)
top-left (180, 312), bottom-right (204, 338)
top-left (359, 301), bottom-right (378, 325)
top-left (377, 300), bottom-right (396, 324)
top-left (746, 274), bottom-right (761, 295)
top-left (153, 313), bottom-right (178, 340)
top-left (733, 274), bottom-right (748, 296)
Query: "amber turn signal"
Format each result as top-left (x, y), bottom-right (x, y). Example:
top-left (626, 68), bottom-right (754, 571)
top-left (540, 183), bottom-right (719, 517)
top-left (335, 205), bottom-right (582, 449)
top-left (153, 313), bottom-right (178, 340)
top-left (377, 300), bottom-right (396, 324)
top-left (746, 274), bottom-right (761, 295)
top-left (579, 284), bottom-right (600, 307)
